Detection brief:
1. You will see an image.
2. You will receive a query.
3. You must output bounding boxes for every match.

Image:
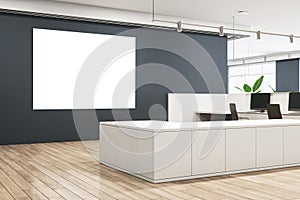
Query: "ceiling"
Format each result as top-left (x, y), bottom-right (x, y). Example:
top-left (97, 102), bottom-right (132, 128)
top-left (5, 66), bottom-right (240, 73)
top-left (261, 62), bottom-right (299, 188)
top-left (49, 0), bottom-right (300, 59)
top-left (52, 0), bottom-right (300, 36)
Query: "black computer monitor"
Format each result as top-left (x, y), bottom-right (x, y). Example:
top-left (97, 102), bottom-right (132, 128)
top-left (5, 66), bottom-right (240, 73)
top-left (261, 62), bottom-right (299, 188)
top-left (289, 92), bottom-right (300, 111)
top-left (250, 93), bottom-right (271, 112)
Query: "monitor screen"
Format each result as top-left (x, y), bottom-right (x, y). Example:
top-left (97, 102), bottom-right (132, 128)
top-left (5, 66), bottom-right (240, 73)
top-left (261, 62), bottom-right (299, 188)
top-left (250, 93), bottom-right (271, 111)
top-left (289, 92), bottom-right (300, 111)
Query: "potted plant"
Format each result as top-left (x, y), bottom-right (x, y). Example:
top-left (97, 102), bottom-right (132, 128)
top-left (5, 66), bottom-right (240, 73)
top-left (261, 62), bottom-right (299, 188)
top-left (235, 75), bottom-right (264, 93)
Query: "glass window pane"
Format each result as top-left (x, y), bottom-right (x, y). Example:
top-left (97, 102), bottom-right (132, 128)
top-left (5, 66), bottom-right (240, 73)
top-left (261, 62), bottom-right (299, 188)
top-left (228, 66), bottom-right (246, 76)
top-left (262, 62), bottom-right (276, 74)
top-left (261, 74), bottom-right (276, 93)
top-left (245, 75), bottom-right (261, 86)
top-left (248, 64), bottom-right (263, 75)
top-left (228, 76), bottom-right (245, 94)
top-left (228, 62), bottom-right (276, 94)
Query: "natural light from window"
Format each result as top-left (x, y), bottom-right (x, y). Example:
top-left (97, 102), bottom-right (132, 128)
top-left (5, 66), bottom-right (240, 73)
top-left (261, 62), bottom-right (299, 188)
top-left (228, 62), bottom-right (276, 94)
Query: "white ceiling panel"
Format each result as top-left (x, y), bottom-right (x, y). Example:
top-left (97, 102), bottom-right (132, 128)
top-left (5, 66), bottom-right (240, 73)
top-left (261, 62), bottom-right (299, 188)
top-left (51, 0), bottom-right (300, 35)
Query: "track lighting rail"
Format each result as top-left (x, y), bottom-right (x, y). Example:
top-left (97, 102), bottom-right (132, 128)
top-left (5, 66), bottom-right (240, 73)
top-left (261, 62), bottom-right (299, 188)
top-left (152, 0), bottom-right (300, 42)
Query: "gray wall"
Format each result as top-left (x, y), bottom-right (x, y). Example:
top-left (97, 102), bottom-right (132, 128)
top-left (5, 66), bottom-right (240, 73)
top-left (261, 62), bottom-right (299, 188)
top-left (0, 12), bottom-right (227, 145)
top-left (276, 59), bottom-right (299, 92)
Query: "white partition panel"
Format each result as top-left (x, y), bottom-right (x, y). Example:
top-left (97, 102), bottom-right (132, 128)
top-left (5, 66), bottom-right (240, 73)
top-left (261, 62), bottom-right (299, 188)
top-left (168, 94), bottom-right (195, 122)
top-left (168, 93), bottom-right (291, 122)
top-left (270, 92), bottom-right (289, 114)
top-left (227, 93), bottom-right (251, 112)
top-left (168, 94), bottom-right (228, 122)
top-left (168, 93), bottom-right (250, 122)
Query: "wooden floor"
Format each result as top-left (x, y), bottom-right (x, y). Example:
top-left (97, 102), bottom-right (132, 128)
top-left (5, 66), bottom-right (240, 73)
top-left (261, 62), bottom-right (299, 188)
top-left (1, 142), bottom-right (300, 200)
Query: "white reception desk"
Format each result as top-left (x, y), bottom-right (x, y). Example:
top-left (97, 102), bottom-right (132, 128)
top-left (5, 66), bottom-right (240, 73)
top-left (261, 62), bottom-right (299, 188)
top-left (100, 119), bottom-right (300, 183)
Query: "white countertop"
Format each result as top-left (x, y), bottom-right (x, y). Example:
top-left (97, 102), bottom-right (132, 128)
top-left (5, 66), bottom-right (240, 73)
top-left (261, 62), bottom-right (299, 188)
top-left (100, 119), bottom-right (300, 132)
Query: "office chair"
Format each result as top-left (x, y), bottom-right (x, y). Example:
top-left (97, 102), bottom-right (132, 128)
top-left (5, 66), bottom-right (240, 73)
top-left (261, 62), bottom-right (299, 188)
top-left (229, 103), bottom-right (249, 120)
top-left (267, 104), bottom-right (282, 119)
top-left (230, 103), bottom-right (239, 120)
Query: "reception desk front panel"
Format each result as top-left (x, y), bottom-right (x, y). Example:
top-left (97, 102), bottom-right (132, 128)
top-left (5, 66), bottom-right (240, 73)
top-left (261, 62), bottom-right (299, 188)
top-left (100, 120), bottom-right (300, 183)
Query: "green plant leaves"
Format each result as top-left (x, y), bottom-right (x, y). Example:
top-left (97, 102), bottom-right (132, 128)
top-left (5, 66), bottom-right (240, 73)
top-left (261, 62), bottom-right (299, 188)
top-left (243, 84), bottom-right (252, 92)
top-left (269, 85), bottom-right (276, 93)
top-left (235, 75), bottom-right (265, 93)
top-left (252, 76), bottom-right (264, 93)
top-left (235, 86), bottom-right (244, 92)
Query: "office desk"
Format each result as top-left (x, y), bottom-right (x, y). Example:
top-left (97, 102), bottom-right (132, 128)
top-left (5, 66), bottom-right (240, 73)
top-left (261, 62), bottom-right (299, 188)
top-left (100, 120), bottom-right (300, 183)
top-left (195, 111), bottom-right (300, 121)
top-left (195, 112), bottom-right (232, 121)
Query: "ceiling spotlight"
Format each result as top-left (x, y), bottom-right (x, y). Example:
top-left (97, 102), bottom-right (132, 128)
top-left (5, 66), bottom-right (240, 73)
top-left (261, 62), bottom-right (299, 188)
top-left (219, 26), bottom-right (224, 36)
top-left (177, 21), bottom-right (182, 32)
top-left (256, 31), bottom-right (261, 40)
top-left (290, 34), bottom-right (294, 43)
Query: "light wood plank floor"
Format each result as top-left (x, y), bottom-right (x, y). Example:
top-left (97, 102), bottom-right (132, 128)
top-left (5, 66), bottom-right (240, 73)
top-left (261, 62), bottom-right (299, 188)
top-left (1, 141), bottom-right (300, 200)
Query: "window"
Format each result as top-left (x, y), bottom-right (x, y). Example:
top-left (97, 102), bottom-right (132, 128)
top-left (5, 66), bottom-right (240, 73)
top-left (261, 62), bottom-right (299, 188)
top-left (228, 62), bottom-right (276, 94)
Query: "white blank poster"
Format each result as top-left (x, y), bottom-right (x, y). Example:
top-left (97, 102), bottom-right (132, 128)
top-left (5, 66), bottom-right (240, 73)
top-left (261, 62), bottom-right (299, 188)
top-left (33, 28), bottom-right (136, 110)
